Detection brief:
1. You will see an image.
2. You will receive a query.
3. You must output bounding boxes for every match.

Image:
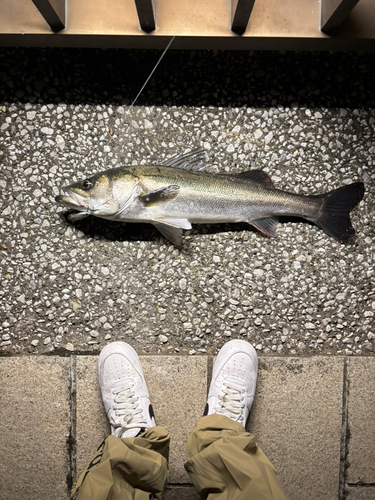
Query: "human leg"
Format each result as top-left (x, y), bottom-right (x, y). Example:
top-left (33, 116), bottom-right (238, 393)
top-left (71, 342), bottom-right (169, 500)
top-left (185, 340), bottom-right (287, 500)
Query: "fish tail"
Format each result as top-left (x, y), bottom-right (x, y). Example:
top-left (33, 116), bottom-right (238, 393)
top-left (312, 182), bottom-right (365, 244)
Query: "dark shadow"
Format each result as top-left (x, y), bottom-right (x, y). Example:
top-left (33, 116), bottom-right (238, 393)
top-left (1, 47), bottom-right (375, 109)
top-left (60, 210), bottom-right (318, 245)
top-left (60, 211), bottom-right (161, 243)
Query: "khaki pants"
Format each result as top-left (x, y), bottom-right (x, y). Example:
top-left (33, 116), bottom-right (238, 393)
top-left (71, 415), bottom-right (287, 500)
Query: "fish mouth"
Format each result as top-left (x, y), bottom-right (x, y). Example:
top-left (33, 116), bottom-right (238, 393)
top-left (55, 188), bottom-right (89, 212)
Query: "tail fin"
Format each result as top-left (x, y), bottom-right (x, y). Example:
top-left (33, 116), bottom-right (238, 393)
top-left (313, 182), bottom-right (364, 244)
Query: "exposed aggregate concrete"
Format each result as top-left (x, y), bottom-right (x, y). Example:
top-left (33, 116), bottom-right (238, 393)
top-left (0, 48), bottom-right (374, 356)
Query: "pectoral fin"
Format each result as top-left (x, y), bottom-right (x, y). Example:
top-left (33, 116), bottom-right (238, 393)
top-left (250, 217), bottom-right (279, 237)
top-left (152, 223), bottom-right (183, 246)
top-left (153, 217), bottom-right (192, 230)
top-left (152, 217), bottom-right (191, 245)
top-left (139, 185), bottom-right (180, 207)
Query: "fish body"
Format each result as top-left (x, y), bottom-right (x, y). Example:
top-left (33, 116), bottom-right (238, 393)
top-left (55, 150), bottom-right (365, 245)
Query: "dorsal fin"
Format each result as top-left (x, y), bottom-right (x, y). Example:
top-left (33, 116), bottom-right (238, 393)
top-left (160, 149), bottom-right (208, 171)
top-left (235, 169), bottom-right (275, 187)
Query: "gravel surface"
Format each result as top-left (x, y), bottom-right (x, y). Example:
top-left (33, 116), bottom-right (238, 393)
top-left (0, 48), bottom-right (374, 356)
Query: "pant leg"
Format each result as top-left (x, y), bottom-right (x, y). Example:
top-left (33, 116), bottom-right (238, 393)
top-left (185, 415), bottom-right (287, 500)
top-left (71, 426), bottom-right (170, 500)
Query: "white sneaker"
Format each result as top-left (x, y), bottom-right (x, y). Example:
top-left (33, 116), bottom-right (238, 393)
top-left (98, 342), bottom-right (156, 438)
top-left (204, 340), bottom-right (258, 427)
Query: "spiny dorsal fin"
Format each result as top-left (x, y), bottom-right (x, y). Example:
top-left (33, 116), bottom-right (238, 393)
top-left (160, 149), bottom-right (208, 171)
top-left (139, 185), bottom-right (180, 207)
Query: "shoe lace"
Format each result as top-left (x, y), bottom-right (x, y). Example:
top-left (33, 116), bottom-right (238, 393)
top-left (111, 382), bottom-right (147, 438)
top-left (215, 381), bottom-right (246, 423)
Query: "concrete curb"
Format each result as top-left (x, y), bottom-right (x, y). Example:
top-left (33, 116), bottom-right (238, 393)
top-left (1, 355), bottom-right (374, 500)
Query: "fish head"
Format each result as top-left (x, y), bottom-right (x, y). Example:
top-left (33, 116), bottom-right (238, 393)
top-left (55, 170), bottom-right (139, 218)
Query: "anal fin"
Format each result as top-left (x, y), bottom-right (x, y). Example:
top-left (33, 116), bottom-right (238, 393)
top-left (250, 217), bottom-right (279, 237)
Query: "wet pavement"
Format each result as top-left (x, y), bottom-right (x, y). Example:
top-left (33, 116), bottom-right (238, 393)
top-left (0, 48), bottom-right (374, 357)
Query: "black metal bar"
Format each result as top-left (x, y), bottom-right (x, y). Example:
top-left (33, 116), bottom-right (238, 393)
top-left (134, 0), bottom-right (156, 33)
top-left (321, 0), bottom-right (361, 33)
top-left (31, 0), bottom-right (65, 32)
top-left (231, 0), bottom-right (256, 35)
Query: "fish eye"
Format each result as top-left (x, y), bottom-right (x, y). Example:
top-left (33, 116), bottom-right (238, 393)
top-left (81, 179), bottom-right (93, 190)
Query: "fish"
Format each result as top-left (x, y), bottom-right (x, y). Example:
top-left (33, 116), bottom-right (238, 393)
top-left (55, 149), bottom-right (365, 246)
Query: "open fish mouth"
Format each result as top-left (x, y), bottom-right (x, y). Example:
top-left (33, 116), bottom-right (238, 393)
top-left (55, 189), bottom-right (88, 211)
top-left (55, 189), bottom-right (92, 221)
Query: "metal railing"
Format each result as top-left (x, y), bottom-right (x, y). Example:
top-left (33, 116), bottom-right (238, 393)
top-left (0, 0), bottom-right (374, 50)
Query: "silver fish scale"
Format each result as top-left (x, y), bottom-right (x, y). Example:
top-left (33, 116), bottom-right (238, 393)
top-left (124, 165), bottom-right (319, 224)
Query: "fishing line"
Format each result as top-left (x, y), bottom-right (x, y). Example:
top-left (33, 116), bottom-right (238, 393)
top-left (129, 36), bottom-right (176, 109)
top-left (114, 36), bottom-right (175, 159)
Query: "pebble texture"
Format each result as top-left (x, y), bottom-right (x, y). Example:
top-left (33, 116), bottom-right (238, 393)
top-left (0, 357), bottom-right (70, 500)
top-left (0, 48), bottom-right (374, 356)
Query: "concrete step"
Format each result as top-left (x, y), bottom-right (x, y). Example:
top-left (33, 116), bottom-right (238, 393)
top-left (1, 355), bottom-right (374, 500)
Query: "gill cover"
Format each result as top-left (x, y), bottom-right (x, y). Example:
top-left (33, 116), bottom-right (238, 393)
top-left (62, 169), bottom-right (141, 218)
